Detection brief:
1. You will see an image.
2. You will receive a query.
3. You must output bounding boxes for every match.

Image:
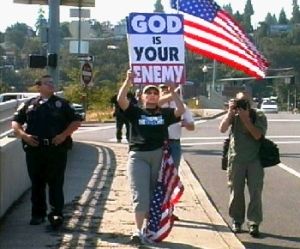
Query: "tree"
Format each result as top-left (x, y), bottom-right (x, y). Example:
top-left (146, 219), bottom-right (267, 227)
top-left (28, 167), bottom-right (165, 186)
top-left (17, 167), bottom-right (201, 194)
top-left (60, 22), bottom-right (71, 39)
top-left (89, 19), bottom-right (103, 38)
top-left (278, 8), bottom-right (289, 24)
top-left (154, 0), bottom-right (164, 13)
top-left (288, 25), bottom-right (300, 44)
top-left (223, 4), bottom-right (233, 15)
top-left (5, 23), bottom-right (33, 50)
top-left (234, 11), bottom-right (243, 24)
top-left (265, 13), bottom-right (278, 25)
top-left (291, 0), bottom-right (300, 24)
top-left (243, 0), bottom-right (254, 33)
top-left (0, 32), bottom-right (4, 43)
top-left (35, 8), bottom-right (47, 36)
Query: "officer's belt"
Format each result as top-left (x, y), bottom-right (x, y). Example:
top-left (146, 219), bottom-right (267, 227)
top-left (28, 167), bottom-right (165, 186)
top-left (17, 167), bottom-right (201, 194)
top-left (38, 138), bottom-right (52, 146)
top-left (169, 139), bottom-right (180, 142)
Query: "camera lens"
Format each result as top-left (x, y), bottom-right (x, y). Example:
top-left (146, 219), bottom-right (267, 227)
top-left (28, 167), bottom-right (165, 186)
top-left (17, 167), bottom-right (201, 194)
top-left (236, 99), bottom-right (249, 110)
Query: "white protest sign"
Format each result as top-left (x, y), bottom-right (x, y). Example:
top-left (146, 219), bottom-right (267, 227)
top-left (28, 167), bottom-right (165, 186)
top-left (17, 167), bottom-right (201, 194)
top-left (127, 13), bottom-right (185, 85)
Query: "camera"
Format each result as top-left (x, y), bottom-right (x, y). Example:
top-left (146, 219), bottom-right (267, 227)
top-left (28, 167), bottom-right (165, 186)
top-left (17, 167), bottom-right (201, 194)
top-left (234, 99), bottom-right (250, 110)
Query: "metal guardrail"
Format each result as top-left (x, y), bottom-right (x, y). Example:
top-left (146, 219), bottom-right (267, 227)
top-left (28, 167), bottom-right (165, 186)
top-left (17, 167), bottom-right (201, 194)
top-left (0, 92), bottom-right (64, 139)
top-left (0, 100), bottom-right (19, 139)
top-left (0, 99), bottom-right (29, 139)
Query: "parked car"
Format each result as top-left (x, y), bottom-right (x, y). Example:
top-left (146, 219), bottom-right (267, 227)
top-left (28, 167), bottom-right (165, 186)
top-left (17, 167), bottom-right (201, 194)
top-left (72, 103), bottom-right (86, 120)
top-left (0, 92), bottom-right (39, 102)
top-left (259, 100), bottom-right (278, 113)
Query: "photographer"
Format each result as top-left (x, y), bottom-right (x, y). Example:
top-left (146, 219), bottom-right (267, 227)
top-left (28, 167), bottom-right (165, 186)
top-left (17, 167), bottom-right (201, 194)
top-left (219, 91), bottom-right (267, 238)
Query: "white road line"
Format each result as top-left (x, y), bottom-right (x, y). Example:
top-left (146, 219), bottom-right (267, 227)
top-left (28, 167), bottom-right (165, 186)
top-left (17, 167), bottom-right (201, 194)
top-left (181, 135), bottom-right (300, 140)
top-left (195, 120), bottom-right (207, 124)
top-left (182, 140), bottom-right (300, 145)
top-left (278, 163), bottom-right (300, 179)
top-left (268, 119), bottom-right (300, 122)
top-left (75, 125), bottom-right (115, 134)
top-left (182, 141), bottom-right (223, 146)
top-left (75, 126), bottom-right (300, 179)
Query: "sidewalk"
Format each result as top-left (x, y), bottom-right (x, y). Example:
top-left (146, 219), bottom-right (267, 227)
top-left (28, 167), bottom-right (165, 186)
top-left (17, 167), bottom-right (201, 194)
top-left (0, 139), bottom-right (244, 249)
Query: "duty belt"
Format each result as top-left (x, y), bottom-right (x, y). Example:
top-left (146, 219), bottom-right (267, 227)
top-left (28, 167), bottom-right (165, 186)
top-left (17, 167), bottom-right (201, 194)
top-left (169, 139), bottom-right (180, 142)
top-left (39, 138), bottom-right (52, 146)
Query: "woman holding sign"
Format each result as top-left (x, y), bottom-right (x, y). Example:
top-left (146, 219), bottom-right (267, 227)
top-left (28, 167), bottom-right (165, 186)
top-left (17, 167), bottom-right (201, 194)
top-left (117, 69), bottom-right (184, 244)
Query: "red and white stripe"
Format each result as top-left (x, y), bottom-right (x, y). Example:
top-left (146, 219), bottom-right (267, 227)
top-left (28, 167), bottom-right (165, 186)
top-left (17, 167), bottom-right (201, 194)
top-left (182, 10), bottom-right (268, 78)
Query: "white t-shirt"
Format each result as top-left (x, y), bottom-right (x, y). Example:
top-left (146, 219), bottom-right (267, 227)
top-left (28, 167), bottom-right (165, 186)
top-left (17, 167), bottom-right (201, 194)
top-left (162, 101), bottom-right (194, 139)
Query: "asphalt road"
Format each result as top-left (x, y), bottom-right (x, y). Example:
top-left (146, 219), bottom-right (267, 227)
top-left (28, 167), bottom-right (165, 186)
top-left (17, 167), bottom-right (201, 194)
top-left (73, 112), bottom-right (300, 249)
top-left (182, 113), bottom-right (300, 249)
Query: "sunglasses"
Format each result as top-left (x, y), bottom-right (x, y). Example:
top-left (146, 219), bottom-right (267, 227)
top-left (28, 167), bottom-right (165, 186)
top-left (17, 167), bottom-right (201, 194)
top-left (42, 80), bottom-right (54, 86)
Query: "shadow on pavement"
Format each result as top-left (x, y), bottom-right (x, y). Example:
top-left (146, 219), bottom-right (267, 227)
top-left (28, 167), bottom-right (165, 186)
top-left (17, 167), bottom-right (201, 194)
top-left (55, 142), bottom-right (118, 248)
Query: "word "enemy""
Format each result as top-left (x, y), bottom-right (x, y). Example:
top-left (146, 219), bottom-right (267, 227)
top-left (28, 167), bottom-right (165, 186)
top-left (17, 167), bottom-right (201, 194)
top-left (132, 64), bottom-right (184, 84)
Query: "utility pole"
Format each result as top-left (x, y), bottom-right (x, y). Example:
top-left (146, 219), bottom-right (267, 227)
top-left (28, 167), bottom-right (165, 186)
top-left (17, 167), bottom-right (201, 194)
top-left (287, 88), bottom-right (290, 112)
top-left (294, 87), bottom-right (297, 110)
top-left (78, 0), bottom-right (82, 54)
top-left (48, 0), bottom-right (60, 84)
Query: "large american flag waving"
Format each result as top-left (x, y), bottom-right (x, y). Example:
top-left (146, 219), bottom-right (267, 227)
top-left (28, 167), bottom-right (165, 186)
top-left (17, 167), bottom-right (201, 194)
top-left (171, 0), bottom-right (269, 79)
top-left (145, 142), bottom-right (184, 243)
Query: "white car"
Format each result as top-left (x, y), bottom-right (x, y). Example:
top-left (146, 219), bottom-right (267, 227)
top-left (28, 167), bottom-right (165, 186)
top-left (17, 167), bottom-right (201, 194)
top-left (260, 100), bottom-right (278, 113)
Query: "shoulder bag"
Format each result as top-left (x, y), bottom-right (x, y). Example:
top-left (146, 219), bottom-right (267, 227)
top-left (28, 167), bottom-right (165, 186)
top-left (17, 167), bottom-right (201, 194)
top-left (259, 136), bottom-right (280, 168)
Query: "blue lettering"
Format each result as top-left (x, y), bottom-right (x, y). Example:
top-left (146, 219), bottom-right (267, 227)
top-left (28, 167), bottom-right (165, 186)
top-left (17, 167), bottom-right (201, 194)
top-left (128, 13), bottom-right (183, 35)
top-left (138, 115), bottom-right (165, 125)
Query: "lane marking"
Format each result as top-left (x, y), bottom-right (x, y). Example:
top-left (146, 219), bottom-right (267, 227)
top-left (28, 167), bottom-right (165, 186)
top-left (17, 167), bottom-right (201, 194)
top-left (268, 119), bottom-right (300, 122)
top-left (75, 125), bottom-right (300, 179)
top-left (278, 163), bottom-right (300, 179)
top-left (181, 135), bottom-right (300, 140)
top-left (181, 141), bottom-right (300, 146)
top-left (75, 125), bottom-right (114, 134)
top-left (195, 120), bottom-right (207, 124)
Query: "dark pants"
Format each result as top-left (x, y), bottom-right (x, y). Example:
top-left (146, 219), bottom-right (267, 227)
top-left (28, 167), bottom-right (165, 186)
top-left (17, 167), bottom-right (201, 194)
top-left (116, 113), bottom-right (130, 141)
top-left (25, 146), bottom-right (68, 218)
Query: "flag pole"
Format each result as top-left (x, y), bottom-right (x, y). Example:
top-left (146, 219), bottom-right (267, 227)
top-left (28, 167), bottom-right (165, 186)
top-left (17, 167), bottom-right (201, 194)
top-left (176, 0), bottom-right (183, 100)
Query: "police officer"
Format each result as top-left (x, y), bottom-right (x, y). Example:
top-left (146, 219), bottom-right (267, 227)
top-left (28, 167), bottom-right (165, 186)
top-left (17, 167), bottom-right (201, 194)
top-left (11, 75), bottom-right (82, 228)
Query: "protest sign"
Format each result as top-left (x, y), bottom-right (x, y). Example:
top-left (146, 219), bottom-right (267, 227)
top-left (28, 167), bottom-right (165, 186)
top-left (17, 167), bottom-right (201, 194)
top-left (127, 13), bottom-right (186, 85)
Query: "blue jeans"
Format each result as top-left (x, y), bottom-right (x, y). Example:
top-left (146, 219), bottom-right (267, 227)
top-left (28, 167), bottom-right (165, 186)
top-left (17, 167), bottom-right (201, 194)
top-left (169, 140), bottom-right (181, 169)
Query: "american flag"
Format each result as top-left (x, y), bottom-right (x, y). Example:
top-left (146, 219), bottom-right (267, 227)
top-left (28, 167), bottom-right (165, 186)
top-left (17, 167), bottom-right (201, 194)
top-left (170, 0), bottom-right (269, 79)
top-left (145, 143), bottom-right (184, 243)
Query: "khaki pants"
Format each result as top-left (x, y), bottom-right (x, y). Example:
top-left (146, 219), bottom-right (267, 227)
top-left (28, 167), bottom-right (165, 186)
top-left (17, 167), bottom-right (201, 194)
top-left (228, 159), bottom-right (264, 225)
top-left (127, 148), bottom-right (163, 212)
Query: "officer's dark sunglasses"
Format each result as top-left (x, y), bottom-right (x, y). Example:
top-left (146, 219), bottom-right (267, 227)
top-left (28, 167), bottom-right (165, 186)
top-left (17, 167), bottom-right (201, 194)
top-left (42, 80), bottom-right (54, 85)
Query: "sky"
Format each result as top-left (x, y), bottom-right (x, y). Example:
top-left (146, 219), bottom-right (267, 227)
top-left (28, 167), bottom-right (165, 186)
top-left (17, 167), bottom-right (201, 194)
top-left (0, 0), bottom-right (293, 32)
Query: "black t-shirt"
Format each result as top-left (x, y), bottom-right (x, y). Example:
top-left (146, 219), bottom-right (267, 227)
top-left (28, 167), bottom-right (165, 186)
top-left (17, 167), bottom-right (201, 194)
top-left (124, 105), bottom-right (180, 151)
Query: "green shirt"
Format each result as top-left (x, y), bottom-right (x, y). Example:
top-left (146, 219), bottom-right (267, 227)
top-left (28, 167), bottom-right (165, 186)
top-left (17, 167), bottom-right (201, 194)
top-left (228, 110), bottom-right (267, 164)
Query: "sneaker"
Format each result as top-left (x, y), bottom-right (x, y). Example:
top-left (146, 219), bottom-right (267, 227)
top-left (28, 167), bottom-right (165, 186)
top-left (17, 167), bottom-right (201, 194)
top-left (129, 231), bottom-right (144, 245)
top-left (249, 224), bottom-right (260, 238)
top-left (232, 222), bottom-right (242, 233)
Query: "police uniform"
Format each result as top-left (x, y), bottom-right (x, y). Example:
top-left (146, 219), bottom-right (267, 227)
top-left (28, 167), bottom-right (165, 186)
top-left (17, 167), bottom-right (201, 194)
top-left (13, 94), bottom-right (82, 224)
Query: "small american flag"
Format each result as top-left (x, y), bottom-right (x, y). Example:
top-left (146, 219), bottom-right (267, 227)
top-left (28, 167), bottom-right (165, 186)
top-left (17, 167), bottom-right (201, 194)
top-left (145, 142), bottom-right (184, 243)
top-left (171, 0), bottom-right (269, 79)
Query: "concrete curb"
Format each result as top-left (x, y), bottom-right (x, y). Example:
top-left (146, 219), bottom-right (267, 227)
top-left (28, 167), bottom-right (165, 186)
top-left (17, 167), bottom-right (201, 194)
top-left (180, 159), bottom-right (245, 249)
top-left (82, 141), bottom-right (245, 248)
